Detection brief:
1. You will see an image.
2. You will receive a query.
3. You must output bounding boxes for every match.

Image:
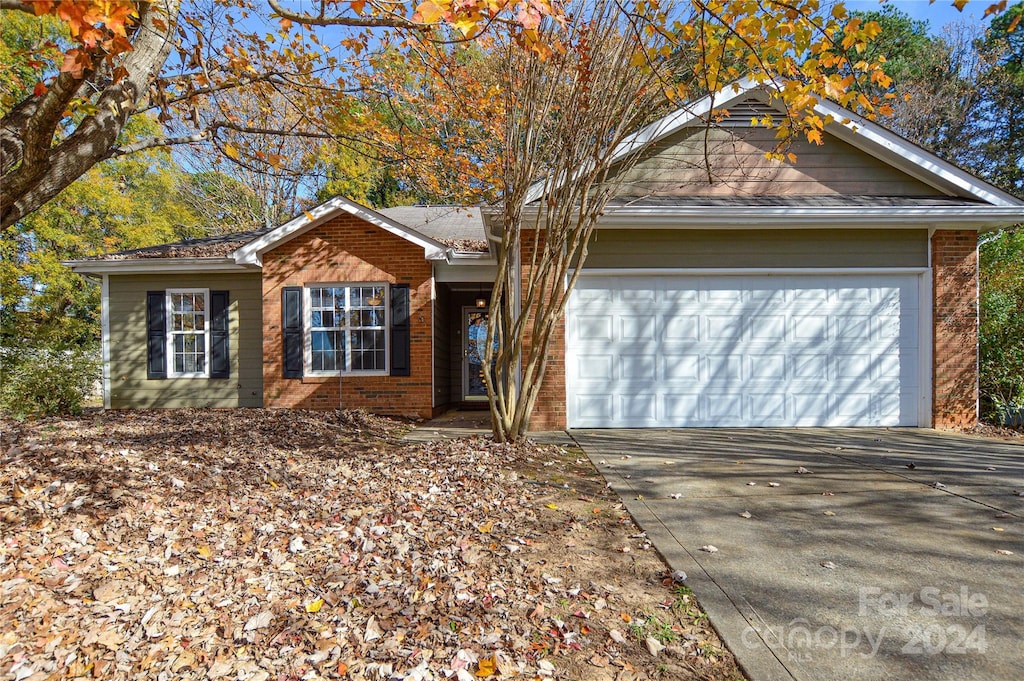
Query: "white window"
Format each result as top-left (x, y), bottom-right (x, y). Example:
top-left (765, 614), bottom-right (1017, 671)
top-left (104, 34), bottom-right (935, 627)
top-left (306, 284), bottom-right (387, 375)
top-left (167, 289), bottom-right (210, 377)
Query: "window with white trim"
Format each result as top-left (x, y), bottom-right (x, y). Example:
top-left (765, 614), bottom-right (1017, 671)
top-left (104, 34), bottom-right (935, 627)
top-left (167, 289), bottom-right (210, 377)
top-left (307, 284), bottom-right (387, 374)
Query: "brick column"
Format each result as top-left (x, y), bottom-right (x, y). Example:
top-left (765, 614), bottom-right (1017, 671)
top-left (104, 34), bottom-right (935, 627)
top-left (526, 311), bottom-right (566, 431)
top-left (521, 231), bottom-right (567, 431)
top-left (931, 230), bottom-right (979, 429)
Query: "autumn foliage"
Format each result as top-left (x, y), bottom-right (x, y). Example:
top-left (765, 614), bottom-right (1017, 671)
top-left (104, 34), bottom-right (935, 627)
top-left (29, 0), bottom-right (138, 80)
top-left (1, 0), bottom-right (1015, 230)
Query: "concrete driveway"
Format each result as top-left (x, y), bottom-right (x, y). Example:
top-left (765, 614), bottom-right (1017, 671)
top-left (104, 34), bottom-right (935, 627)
top-left (571, 428), bottom-right (1024, 681)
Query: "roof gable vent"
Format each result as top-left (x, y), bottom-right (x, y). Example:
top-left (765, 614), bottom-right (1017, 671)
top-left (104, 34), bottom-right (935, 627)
top-left (717, 98), bottom-right (785, 127)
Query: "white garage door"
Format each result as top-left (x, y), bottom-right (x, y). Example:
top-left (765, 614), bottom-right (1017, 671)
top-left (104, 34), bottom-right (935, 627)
top-left (567, 274), bottom-right (921, 428)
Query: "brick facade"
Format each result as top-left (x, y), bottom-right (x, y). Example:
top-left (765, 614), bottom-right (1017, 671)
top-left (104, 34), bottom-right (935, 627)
top-left (522, 231), bottom-right (567, 431)
top-left (261, 215), bottom-right (434, 418)
top-left (526, 314), bottom-right (566, 431)
top-left (931, 229), bottom-right (979, 429)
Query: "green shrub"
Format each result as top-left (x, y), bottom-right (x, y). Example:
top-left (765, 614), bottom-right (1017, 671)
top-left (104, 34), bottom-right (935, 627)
top-left (0, 346), bottom-right (100, 418)
top-left (979, 227), bottom-right (1024, 424)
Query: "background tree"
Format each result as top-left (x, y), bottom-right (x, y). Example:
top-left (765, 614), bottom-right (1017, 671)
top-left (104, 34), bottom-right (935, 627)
top-left (851, 3), bottom-right (1023, 422)
top-left (851, 5), bottom-right (988, 161)
top-left (0, 0), bottom-right (567, 229)
top-left (173, 132), bottom-right (315, 233)
top-left (980, 228), bottom-right (1024, 421)
top-left (1, 116), bottom-right (200, 349)
top-left (975, 2), bottom-right (1024, 195)
top-left (172, 170), bottom-right (268, 234)
top-left (315, 143), bottom-right (427, 208)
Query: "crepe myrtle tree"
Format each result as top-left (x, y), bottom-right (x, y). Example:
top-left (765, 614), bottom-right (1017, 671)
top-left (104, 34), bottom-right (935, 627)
top-left (471, 0), bottom-right (902, 442)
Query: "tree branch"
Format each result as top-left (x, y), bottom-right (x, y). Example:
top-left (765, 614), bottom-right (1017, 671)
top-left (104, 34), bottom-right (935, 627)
top-left (266, 0), bottom-right (417, 29)
top-left (141, 71), bottom-right (294, 110)
top-left (1, 0), bottom-right (181, 229)
top-left (111, 120), bottom-right (338, 156)
top-left (0, 0), bottom-right (37, 14)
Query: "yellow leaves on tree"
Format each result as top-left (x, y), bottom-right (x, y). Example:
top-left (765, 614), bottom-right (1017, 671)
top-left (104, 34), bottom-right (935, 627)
top-left (414, 1), bottom-right (446, 25)
top-left (412, 0), bottom-right (559, 46)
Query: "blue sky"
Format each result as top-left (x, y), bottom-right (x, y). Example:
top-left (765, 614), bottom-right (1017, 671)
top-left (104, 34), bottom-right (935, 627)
top-left (841, 0), bottom-right (995, 33)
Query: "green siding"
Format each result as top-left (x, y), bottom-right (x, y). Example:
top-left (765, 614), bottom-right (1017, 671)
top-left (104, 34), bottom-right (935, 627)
top-left (583, 229), bottom-right (928, 269)
top-left (614, 127), bottom-right (942, 197)
top-left (107, 272), bottom-right (263, 408)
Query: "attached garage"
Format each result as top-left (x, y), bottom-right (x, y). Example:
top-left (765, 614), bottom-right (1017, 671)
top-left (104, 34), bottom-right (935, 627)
top-left (566, 272), bottom-right (926, 428)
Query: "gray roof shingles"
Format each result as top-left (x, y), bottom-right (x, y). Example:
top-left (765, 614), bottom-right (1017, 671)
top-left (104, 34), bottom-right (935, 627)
top-left (377, 206), bottom-right (488, 252)
top-left (83, 205), bottom-right (490, 261)
top-left (83, 226), bottom-right (275, 260)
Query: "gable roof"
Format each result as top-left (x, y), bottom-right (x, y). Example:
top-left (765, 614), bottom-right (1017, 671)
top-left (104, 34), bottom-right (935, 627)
top-left (523, 77), bottom-right (1024, 209)
top-left (231, 196), bottom-right (452, 266)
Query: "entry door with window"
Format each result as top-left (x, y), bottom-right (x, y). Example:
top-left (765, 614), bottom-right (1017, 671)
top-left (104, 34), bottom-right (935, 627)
top-left (463, 307), bottom-right (495, 400)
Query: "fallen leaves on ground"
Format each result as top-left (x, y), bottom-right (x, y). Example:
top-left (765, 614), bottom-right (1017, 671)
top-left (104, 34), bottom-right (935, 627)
top-left (1, 409), bottom-right (741, 681)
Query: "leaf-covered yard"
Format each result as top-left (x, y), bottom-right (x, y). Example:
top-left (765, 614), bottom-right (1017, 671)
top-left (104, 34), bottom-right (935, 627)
top-left (1, 410), bottom-right (742, 681)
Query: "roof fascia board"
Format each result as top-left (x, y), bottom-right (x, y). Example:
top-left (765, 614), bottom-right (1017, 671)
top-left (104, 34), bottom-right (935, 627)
top-left (65, 258), bottom-right (256, 275)
top-left (588, 205), bottom-right (1024, 230)
top-left (232, 196), bottom-right (451, 266)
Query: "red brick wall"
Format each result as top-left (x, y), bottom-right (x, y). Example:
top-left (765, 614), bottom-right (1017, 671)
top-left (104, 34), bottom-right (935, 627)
top-left (527, 313), bottom-right (566, 431)
top-left (522, 231), bottom-right (567, 431)
top-left (261, 214), bottom-right (434, 418)
top-left (932, 230), bottom-right (979, 429)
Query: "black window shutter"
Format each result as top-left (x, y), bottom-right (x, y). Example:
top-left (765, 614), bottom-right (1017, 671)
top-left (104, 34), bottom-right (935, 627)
top-left (210, 290), bottom-right (230, 379)
top-left (146, 291), bottom-right (167, 379)
top-left (282, 287), bottom-right (303, 378)
top-left (390, 284), bottom-right (411, 377)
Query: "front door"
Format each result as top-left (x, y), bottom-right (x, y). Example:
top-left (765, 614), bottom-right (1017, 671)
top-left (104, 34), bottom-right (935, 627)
top-left (463, 307), bottom-right (492, 400)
